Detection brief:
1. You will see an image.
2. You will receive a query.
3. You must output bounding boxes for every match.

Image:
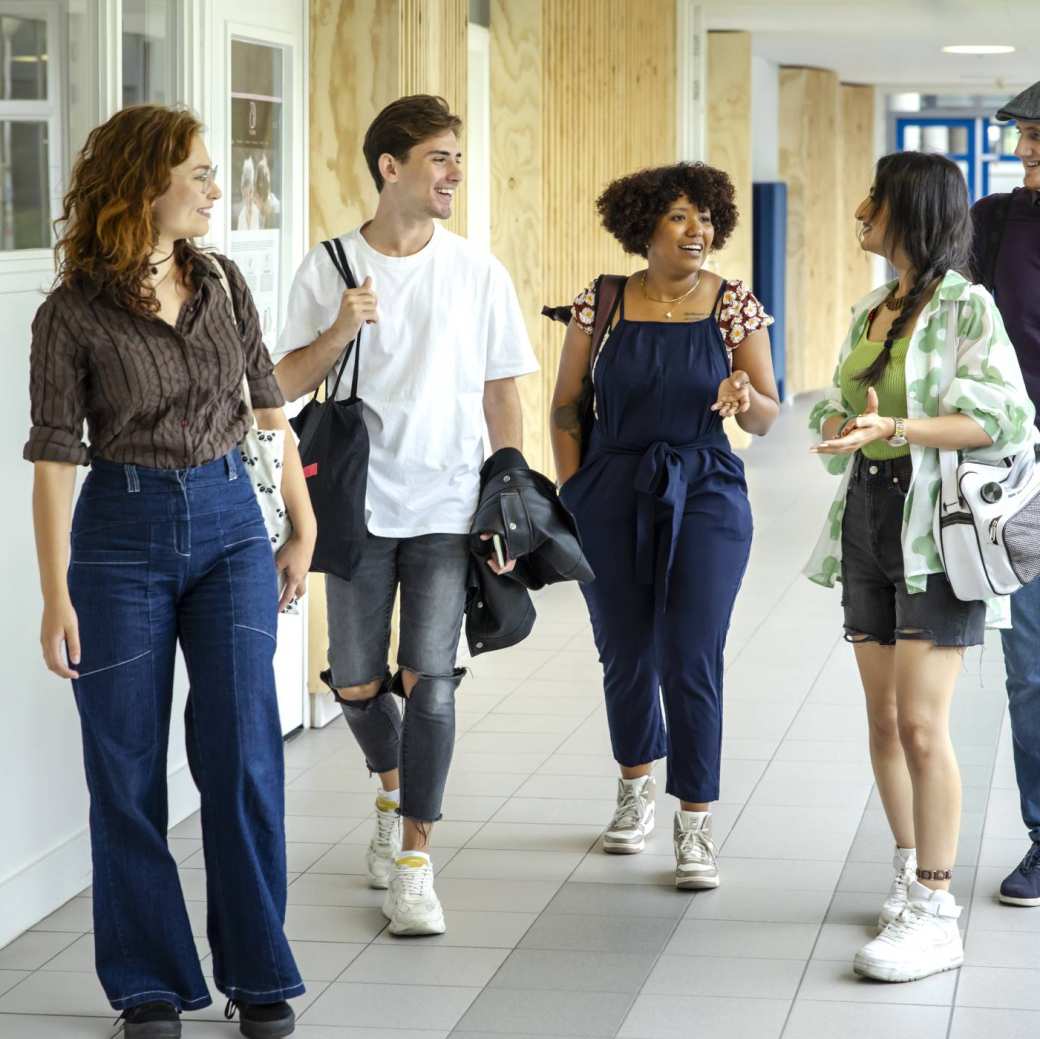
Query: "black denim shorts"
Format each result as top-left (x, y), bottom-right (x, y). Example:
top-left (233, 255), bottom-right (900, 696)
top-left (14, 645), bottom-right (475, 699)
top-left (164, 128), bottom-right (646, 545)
top-left (840, 453), bottom-right (985, 647)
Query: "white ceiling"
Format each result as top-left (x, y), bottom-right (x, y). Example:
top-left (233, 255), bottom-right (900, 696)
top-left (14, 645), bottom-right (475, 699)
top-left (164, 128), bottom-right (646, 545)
top-left (705, 0), bottom-right (1040, 92)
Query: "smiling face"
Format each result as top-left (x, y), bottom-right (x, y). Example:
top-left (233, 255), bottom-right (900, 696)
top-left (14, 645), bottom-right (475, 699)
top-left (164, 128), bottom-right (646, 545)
top-left (380, 129), bottom-right (463, 220)
top-left (151, 134), bottom-right (220, 244)
top-left (1014, 120), bottom-right (1040, 190)
top-left (646, 194), bottom-right (714, 276)
top-left (854, 188), bottom-right (890, 259)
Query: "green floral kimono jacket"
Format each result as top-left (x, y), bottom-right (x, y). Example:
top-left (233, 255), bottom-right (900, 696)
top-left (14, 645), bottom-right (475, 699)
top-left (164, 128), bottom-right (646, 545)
top-left (805, 271), bottom-right (1037, 628)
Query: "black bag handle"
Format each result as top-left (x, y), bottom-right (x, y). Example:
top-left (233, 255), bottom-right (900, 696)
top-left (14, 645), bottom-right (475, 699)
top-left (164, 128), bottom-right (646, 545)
top-left (320, 238), bottom-right (363, 402)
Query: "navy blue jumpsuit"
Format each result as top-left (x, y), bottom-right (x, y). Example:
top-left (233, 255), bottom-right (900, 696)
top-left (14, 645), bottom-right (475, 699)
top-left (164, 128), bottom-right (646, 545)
top-left (559, 283), bottom-right (753, 803)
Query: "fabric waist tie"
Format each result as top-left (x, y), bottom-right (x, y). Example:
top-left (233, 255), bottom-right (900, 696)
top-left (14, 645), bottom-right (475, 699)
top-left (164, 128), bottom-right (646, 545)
top-left (598, 429), bottom-right (729, 612)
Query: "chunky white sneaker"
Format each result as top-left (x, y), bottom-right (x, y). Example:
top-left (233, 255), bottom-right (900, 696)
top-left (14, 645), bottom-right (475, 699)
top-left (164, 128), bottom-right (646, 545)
top-left (854, 882), bottom-right (963, 982)
top-left (603, 776), bottom-right (656, 854)
top-left (366, 795), bottom-right (402, 890)
top-left (878, 847), bottom-right (917, 930)
top-left (674, 810), bottom-right (720, 889)
top-left (381, 855), bottom-right (446, 936)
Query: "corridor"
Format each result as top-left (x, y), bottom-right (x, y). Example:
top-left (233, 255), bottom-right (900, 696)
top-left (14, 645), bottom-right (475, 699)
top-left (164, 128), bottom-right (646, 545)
top-left (1, 399), bottom-right (1036, 1038)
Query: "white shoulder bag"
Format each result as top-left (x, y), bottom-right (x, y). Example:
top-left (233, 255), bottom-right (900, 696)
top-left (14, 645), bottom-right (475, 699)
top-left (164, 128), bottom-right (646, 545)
top-left (933, 301), bottom-right (1040, 600)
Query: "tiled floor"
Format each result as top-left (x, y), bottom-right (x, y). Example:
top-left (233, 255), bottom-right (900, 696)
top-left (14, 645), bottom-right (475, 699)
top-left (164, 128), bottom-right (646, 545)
top-left (3, 398), bottom-right (1040, 1038)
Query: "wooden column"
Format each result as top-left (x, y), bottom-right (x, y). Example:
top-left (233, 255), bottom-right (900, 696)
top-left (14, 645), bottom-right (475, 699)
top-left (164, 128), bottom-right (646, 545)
top-left (839, 84), bottom-right (877, 321)
top-left (491, 0), bottom-right (678, 473)
top-left (779, 66), bottom-right (842, 397)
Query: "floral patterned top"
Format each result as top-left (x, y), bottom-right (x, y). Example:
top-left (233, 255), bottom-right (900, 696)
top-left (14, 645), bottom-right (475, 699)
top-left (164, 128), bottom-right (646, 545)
top-left (805, 270), bottom-right (1037, 628)
top-left (571, 277), bottom-right (773, 356)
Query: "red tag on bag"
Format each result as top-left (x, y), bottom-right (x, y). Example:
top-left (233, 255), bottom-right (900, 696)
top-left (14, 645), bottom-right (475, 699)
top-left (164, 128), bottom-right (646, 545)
top-left (303, 462), bottom-right (318, 478)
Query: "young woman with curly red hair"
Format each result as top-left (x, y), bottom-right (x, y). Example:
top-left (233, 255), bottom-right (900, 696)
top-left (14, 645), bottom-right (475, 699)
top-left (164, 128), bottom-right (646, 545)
top-left (24, 105), bottom-right (313, 1039)
top-left (550, 163), bottom-right (779, 888)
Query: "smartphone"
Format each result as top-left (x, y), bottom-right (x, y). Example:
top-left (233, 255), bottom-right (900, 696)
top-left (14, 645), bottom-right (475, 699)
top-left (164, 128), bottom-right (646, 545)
top-left (491, 533), bottom-right (507, 569)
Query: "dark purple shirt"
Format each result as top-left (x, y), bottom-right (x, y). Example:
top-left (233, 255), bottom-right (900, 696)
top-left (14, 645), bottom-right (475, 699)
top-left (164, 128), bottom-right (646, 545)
top-left (971, 187), bottom-right (1040, 425)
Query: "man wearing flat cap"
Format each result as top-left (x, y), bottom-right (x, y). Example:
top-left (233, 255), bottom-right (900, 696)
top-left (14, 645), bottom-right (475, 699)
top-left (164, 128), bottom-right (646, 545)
top-left (971, 81), bottom-right (1040, 910)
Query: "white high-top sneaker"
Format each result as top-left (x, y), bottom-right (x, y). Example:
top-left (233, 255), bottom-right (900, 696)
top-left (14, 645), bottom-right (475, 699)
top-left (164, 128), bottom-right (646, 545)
top-left (878, 847), bottom-right (917, 930)
top-left (854, 881), bottom-right (963, 982)
top-left (366, 794), bottom-right (402, 889)
top-left (674, 811), bottom-right (720, 889)
top-left (382, 854), bottom-right (446, 936)
top-left (603, 776), bottom-right (656, 854)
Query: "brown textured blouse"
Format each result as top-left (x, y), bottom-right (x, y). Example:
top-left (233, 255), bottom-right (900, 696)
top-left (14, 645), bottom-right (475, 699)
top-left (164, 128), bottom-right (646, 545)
top-left (23, 251), bottom-right (285, 469)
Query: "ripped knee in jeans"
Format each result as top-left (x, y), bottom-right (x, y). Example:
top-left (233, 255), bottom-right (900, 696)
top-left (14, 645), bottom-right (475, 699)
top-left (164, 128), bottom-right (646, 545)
top-left (843, 628), bottom-right (895, 647)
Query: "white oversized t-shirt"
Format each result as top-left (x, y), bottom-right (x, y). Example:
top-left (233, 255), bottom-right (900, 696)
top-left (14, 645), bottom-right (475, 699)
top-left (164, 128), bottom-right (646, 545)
top-left (273, 224), bottom-right (538, 538)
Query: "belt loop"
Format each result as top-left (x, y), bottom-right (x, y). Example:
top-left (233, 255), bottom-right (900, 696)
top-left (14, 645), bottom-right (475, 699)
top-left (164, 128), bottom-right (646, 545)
top-left (124, 464), bottom-right (140, 494)
top-left (225, 452), bottom-right (239, 481)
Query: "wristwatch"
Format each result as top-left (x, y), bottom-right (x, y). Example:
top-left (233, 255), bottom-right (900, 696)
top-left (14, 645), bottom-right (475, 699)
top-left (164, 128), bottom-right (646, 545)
top-left (887, 416), bottom-right (908, 447)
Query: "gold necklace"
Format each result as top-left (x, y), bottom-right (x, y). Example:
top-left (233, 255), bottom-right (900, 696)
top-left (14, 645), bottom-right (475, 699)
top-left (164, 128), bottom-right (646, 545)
top-left (641, 271), bottom-right (701, 319)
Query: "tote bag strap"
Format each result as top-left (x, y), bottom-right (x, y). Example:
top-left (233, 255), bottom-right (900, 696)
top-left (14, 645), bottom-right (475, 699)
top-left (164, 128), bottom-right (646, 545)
top-left (202, 250), bottom-right (255, 417)
top-left (320, 238), bottom-right (363, 402)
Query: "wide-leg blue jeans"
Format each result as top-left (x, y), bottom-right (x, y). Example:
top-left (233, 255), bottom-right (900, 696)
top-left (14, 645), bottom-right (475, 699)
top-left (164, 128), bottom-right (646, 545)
top-left (68, 451), bottom-right (303, 1012)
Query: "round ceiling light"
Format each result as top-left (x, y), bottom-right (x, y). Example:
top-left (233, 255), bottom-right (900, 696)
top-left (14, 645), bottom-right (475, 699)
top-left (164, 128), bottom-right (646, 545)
top-left (942, 44), bottom-right (1016, 55)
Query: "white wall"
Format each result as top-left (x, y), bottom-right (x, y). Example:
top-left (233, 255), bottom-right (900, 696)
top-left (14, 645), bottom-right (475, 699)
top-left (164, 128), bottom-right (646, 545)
top-left (751, 53), bottom-right (779, 182)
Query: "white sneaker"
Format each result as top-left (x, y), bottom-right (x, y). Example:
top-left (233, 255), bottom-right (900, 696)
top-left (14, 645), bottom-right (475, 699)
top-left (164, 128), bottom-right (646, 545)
top-left (603, 776), bottom-right (656, 854)
top-left (366, 795), bottom-right (402, 890)
top-left (854, 882), bottom-right (963, 982)
top-left (381, 855), bottom-right (446, 936)
top-left (878, 847), bottom-right (917, 930)
top-left (674, 811), bottom-right (720, 889)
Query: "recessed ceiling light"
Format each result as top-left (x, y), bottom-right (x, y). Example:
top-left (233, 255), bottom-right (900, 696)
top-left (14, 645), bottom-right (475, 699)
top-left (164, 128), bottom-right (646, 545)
top-left (943, 44), bottom-right (1016, 55)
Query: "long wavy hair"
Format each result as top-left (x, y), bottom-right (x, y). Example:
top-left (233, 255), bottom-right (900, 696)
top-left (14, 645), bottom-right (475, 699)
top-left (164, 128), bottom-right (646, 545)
top-left (54, 105), bottom-right (204, 315)
top-left (856, 151), bottom-right (972, 386)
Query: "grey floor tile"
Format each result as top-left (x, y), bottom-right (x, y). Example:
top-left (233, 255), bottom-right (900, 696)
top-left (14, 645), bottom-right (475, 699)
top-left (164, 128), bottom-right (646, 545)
top-left (439, 849), bottom-right (583, 883)
top-left (665, 919), bottom-right (818, 959)
top-left (341, 945), bottom-right (508, 988)
top-left (0, 971), bottom-right (30, 997)
top-left (469, 713), bottom-right (581, 736)
top-left (0, 969), bottom-right (112, 1016)
top-left (567, 852), bottom-right (676, 887)
top-left (284, 904), bottom-right (387, 943)
top-left (492, 798), bottom-right (613, 826)
top-left (540, 882), bottom-right (689, 919)
top-left (30, 898), bottom-right (94, 934)
top-left (300, 981), bottom-right (479, 1030)
top-left (683, 886), bottom-right (833, 925)
top-left (287, 873), bottom-right (385, 909)
top-left (0, 1016), bottom-right (118, 1037)
top-left (489, 948), bottom-right (654, 993)
top-left (956, 966), bottom-right (1040, 1010)
top-left (455, 987), bottom-right (631, 1036)
top-left (642, 954), bottom-right (803, 999)
top-left (949, 1006), bottom-right (1040, 1039)
top-left (464, 823), bottom-right (601, 854)
top-left (773, 739), bottom-right (871, 764)
top-left (811, 922), bottom-right (880, 961)
top-left (285, 815), bottom-right (365, 844)
top-left (618, 993), bottom-right (789, 1039)
top-left (798, 958), bottom-right (957, 1005)
top-left (966, 900), bottom-right (1040, 933)
top-left (287, 940), bottom-right (366, 982)
top-left (787, 1000), bottom-right (953, 1038)
top-left (719, 857), bottom-right (844, 892)
top-left (518, 913), bottom-right (675, 954)
top-left (963, 929), bottom-right (1040, 968)
top-left (722, 806), bottom-right (859, 861)
top-left (431, 879), bottom-right (561, 914)
top-left (371, 911), bottom-right (537, 949)
top-left (0, 931), bottom-right (80, 971)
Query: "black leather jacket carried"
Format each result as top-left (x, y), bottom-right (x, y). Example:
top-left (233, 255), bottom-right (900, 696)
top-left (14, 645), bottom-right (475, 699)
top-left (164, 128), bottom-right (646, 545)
top-left (465, 448), bottom-right (594, 656)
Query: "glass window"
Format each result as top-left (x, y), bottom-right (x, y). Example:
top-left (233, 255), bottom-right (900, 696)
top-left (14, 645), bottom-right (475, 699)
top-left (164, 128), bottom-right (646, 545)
top-left (122, 0), bottom-right (178, 107)
top-left (0, 119), bottom-right (49, 248)
top-left (0, 13), bottom-right (47, 100)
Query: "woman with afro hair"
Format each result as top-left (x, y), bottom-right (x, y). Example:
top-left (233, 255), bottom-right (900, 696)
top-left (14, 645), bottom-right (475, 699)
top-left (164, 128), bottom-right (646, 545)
top-left (551, 162), bottom-right (779, 889)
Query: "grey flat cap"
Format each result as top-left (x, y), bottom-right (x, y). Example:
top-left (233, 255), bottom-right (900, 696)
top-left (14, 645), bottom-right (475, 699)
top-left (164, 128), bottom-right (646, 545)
top-left (997, 81), bottom-right (1040, 122)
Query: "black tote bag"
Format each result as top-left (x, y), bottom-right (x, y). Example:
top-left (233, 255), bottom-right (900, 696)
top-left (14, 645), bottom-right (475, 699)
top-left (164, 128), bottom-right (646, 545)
top-left (288, 238), bottom-right (369, 581)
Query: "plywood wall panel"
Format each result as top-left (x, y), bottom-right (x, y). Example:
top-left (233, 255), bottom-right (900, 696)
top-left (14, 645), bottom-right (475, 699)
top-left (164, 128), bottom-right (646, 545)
top-left (493, 0), bottom-right (678, 473)
top-left (707, 31), bottom-right (752, 287)
top-left (779, 66), bottom-right (841, 397)
top-left (840, 83), bottom-right (877, 321)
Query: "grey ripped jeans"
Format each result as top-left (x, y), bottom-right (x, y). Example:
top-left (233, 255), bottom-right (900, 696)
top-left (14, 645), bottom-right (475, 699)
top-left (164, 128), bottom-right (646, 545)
top-left (321, 532), bottom-right (469, 822)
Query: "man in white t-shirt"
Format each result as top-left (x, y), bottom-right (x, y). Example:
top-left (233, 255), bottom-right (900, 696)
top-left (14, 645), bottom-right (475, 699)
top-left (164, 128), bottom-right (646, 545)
top-left (273, 95), bottom-right (537, 936)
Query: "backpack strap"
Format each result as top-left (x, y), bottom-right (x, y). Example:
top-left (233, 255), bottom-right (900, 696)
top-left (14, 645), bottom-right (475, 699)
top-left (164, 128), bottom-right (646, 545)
top-left (589, 274), bottom-right (627, 377)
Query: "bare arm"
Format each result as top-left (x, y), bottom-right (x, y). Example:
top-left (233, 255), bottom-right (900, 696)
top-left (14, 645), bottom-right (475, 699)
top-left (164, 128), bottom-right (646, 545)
top-left (550, 320), bottom-right (594, 486)
top-left (483, 376), bottom-right (523, 453)
top-left (274, 277), bottom-right (377, 402)
top-left (32, 461), bottom-right (80, 678)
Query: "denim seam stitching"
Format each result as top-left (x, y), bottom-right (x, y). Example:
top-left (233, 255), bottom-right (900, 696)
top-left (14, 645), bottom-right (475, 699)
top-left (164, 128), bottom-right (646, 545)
top-left (75, 649), bottom-right (152, 680)
top-left (215, 980), bottom-right (306, 999)
top-left (224, 535), bottom-right (267, 550)
top-left (112, 990), bottom-right (211, 1009)
top-left (71, 560), bottom-right (147, 566)
top-left (234, 623), bottom-right (276, 644)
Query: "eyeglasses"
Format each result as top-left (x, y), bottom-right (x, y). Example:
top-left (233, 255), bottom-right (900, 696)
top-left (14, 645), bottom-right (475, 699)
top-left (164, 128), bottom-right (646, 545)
top-left (195, 165), bottom-right (220, 189)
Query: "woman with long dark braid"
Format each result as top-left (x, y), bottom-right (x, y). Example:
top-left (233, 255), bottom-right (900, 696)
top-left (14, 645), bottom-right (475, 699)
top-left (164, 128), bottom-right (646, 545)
top-left (807, 152), bottom-right (1035, 982)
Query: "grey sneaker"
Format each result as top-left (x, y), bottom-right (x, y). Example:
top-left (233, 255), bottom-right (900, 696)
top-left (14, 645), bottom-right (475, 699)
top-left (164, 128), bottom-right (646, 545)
top-left (674, 810), bottom-right (719, 889)
top-left (603, 776), bottom-right (656, 854)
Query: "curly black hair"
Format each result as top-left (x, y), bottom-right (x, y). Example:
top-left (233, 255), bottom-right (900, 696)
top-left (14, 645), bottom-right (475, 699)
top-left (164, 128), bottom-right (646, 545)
top-left (596, 162), bottom-right (738, 257)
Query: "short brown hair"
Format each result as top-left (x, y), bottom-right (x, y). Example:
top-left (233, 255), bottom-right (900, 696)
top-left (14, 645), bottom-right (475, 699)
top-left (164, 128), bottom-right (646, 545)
top-left (363, 94), bottom-right (462, 192)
